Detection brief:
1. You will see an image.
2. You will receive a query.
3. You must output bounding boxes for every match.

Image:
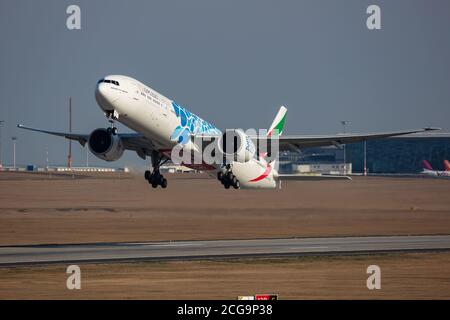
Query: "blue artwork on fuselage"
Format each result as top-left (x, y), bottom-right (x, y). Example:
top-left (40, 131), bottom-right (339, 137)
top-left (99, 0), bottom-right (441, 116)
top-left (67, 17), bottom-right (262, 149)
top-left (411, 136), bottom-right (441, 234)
top-left (170, 101), bottom-right (221, 144)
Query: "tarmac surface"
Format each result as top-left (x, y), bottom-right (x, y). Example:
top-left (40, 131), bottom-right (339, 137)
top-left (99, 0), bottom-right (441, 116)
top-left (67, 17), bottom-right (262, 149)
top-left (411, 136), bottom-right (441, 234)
top-left (1, 235), bottom-right (450, 266)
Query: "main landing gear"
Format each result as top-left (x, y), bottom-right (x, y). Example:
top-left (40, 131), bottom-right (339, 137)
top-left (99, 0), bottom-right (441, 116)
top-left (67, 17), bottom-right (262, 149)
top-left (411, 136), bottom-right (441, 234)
top-left (218, 166), bottom-right (240, 189)
top-left (145, 152), bottom-right (168, 189)
top-left (145, 170), bottom-right (167, 188)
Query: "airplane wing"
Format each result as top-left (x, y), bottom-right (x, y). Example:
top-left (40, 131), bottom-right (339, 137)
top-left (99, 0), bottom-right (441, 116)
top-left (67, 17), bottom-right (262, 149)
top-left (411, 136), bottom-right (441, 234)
top-left (267, 127), bottom-right (440, 152)
top-left (194, 127), bottom-right (440, 153)
top-left (277, 173), bottom-right (352, 181)
top-left (17, 124), bottom-right (90, 146)
top-left (17, 124), bottom-right (155, 158)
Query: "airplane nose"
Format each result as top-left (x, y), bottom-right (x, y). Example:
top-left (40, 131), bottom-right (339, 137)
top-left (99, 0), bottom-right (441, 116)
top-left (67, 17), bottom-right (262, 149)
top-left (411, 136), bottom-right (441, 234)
top-left (95, 83), bottom-right (120, 111)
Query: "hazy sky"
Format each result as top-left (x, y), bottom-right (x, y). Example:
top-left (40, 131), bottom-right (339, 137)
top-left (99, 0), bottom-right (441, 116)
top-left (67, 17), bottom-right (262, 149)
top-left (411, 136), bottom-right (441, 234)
top-left (1, 0), bottom-right (449, 167)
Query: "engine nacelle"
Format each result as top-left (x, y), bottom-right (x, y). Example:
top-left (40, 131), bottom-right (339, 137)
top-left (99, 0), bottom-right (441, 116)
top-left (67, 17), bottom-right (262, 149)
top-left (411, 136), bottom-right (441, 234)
top-left (218, 129), bottom-right (256, 163)
top-left (88, 128), bottom-right (124, 161)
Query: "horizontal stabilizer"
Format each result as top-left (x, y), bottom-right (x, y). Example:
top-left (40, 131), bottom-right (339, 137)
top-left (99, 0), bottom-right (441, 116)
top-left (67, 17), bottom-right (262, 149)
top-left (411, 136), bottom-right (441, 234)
top-left (278, 173), bottom-right (352, 181)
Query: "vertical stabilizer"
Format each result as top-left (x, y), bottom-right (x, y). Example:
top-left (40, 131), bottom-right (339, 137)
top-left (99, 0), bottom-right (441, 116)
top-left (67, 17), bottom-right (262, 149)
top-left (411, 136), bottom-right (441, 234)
top-left (267, 106), bottom-right (287, 137)
top-left (444, 160), bottom-right (450, 171)
top-left (422, 160), bottom-right (433, 171)
top-left (265, 106), bottom-right (287, 170)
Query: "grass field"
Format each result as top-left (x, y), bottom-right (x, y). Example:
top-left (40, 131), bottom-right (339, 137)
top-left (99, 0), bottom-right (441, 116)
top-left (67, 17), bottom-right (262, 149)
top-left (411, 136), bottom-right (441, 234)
top-left (1, 172), bottom-right (450, 245)
top-left (1, 171), bottom-right (449, 299)
top-left (1, 252), bottom-right (449, 299)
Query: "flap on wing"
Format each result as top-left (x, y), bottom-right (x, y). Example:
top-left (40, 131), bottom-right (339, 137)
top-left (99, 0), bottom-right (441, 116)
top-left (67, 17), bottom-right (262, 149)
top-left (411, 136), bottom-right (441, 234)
top-left (257, 127), bottom-right (440, 151)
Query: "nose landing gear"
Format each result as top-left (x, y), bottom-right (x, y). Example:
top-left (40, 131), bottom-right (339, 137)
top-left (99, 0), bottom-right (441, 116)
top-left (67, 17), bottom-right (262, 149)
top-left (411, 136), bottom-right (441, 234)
top-left (106, 119), bottom-right (118, 135)
top-left (218, 167), bottom-right (240, 189)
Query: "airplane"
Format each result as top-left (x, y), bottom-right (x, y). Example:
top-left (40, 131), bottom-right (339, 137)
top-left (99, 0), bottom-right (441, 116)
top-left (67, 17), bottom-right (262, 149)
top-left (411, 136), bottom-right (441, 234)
top-left (18, 75), bottom-right (439, 189)
top-left (421, 160), bottom-right (450, 177)
top-left (445, 160), bottom-right (450, 172)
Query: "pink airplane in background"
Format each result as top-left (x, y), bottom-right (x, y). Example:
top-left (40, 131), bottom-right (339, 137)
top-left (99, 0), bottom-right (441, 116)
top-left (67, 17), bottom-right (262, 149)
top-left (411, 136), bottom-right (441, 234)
top-left (444, 160), bottom-right (450, 172)
top-left (421, 160), bottom-right (450, 177)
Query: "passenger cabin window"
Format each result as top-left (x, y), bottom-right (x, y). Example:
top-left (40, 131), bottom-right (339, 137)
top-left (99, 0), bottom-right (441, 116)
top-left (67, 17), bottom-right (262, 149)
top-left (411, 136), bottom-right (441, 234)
top-left (97, 79), bottom-right (120, 86)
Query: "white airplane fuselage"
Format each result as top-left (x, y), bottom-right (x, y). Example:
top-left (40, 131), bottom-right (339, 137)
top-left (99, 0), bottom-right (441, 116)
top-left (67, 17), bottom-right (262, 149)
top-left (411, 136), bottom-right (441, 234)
top-left (95, 75), bottom-right (277, 188)
top-left (422, 169), bottom-right (450, 177)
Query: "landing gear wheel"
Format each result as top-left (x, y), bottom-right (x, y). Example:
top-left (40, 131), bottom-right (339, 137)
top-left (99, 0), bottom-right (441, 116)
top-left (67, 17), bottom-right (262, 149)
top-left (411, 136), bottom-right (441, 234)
top-left (219, 167), bottom-right (240, 190)
top-left (145, 151), bottom-right (170, 189)
top-left (106, 127), bottom-right (118, 135)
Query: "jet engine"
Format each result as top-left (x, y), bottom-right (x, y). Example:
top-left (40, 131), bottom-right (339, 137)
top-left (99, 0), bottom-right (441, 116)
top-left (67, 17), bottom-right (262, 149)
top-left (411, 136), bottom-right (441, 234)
top-left (217, 129), bottom-right (256, 163)
top-left (88, 128), bottom-right (124, 161)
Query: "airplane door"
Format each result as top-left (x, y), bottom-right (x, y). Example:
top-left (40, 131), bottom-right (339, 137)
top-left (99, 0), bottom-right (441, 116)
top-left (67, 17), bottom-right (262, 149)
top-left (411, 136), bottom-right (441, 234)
top-left (132, 84), bottom-right (141, 101)
top-left (161, 102), bottom-right (168, 117)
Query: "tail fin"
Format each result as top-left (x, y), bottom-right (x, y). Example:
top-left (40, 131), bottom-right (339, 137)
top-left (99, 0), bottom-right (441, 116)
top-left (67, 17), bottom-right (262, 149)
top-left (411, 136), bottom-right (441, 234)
top-left (444, 160), bottom-right (450, 171)
top-left (422, 160), bottom-right (433, 170)
top-left (267, 106), bottom-right (287, 137)
top-left (265, 106), bottom-right (287, 169)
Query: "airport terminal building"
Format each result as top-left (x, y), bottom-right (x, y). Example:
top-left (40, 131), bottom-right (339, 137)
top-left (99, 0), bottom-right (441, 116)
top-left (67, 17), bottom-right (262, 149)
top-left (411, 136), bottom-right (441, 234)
top-left (280, 133), bottom-right (450, 174)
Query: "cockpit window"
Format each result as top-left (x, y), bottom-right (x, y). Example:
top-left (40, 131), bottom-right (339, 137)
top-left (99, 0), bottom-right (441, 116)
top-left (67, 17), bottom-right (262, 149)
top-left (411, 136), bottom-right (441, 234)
top-left (97, 79), bottom-right (120, 86)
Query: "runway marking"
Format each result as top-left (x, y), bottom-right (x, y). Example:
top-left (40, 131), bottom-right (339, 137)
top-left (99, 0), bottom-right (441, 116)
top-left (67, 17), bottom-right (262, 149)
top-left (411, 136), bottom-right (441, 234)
top-left (126, 243), bottom-right (204, 247)
top-left (287, 246), bottom-right (329, 250)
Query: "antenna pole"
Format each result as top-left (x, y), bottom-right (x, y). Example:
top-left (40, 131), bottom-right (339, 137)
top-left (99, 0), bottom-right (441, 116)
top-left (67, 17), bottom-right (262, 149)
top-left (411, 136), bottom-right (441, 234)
top-left (68, 97), bottom-right (72, 168)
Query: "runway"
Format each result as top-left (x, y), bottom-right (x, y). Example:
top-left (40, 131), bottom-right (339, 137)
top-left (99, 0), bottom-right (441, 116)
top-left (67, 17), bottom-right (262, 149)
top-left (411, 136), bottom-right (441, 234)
top-left (1, 235), bottom-right (450, 266)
